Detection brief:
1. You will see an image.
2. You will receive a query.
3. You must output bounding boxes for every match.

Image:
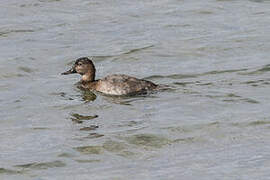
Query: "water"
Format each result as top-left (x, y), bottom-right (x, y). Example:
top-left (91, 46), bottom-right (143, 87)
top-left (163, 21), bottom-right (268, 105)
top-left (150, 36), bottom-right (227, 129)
top-left (1, 0), bottom-right (270, 179)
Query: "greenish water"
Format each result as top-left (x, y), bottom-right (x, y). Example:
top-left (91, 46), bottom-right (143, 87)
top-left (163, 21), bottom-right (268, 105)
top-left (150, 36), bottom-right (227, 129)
top-left (1, 0), bottom-right (270, 179)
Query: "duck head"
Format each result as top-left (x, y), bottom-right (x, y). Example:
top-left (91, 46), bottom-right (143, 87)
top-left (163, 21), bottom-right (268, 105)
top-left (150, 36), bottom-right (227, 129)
top-left (62, 57), bottom-right (96, 82)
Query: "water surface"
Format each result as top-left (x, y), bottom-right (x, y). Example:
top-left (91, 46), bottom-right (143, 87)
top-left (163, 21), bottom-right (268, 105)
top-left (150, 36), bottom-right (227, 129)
top-left (1, 0), bottom-right (270, 179)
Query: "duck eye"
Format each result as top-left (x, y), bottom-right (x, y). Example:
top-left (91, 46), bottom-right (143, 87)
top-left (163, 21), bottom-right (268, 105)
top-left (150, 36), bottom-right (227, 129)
top-left (78, 62), bottom-right (82, 65)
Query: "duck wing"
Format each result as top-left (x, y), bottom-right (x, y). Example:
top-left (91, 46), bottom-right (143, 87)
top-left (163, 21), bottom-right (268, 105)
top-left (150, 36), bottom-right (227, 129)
top-left (95, 74), bottom-right (157, 95)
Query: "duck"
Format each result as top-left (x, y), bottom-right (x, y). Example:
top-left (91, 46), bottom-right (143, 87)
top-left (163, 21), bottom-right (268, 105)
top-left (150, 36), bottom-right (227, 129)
top-left (61, 57), bottom-right (158, 96)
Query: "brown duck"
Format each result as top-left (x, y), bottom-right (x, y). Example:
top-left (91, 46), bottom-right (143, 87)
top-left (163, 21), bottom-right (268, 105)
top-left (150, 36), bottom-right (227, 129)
top-left (62, 57), bottom-right (158, 96)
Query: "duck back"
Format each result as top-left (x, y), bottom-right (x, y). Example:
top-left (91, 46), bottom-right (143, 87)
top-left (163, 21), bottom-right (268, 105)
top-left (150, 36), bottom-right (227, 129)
top-left (95, 74), bottom-right (157, 95)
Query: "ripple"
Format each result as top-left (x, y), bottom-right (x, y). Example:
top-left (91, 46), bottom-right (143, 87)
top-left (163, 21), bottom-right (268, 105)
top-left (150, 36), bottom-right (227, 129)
top-left (31, 127), bottom-right (50, 130)
top-left (122, 45), bottom-right (154, 55)
top-left (88, 45), bottom-right (154, 62)
top-left (0, 29), bottom-right (36, 37)
top-left (164, 24), bottom-right (191, 28)
top-left (248, 120), bottom-right (270, 126)
top-left (0, 73), bottom-right (25, 79)
top-left (144, 74), bottom-right (198, 80)
top-left (75, 146), bottom-right (104, 155)
top-left (222, 98), bottom-right (259, 104)
top-left (80, 125), bottom-right (99, 131)
top-left (75, 159), bottom-right (100, 163)
top-left (0, 168), bottom-right (22, 175)
top-left (249, 0), bottom-right (268, 3)
top-left (74, 140), bottom-right (139, 158)
top-left (20, 3), bottom-right (40, 7)
top-left (144, 68), bottom-right (248, 81)
top-left (91, 55), bottom-right (115, 62)
top-left (244, 80), bottom-right (265, 84)
top-left (231, 120), bottom-right (270, 128)
top-left (58, 153), bottom-right (75, 158)
top-left (125, 134), bottom-right (171, 148)
top-left (38, 0), bottom-right (61, 2)
top-left (71, 113), bottom-right (98, 120)
top-left (14, 160), bottom-right (66, 170)
top-left (172, 137), bottom-right (197, 144)
top-left (242, 79), bottom-right (270, 87)
top-left (18, 67), bottom-right (35, 73)
top-left (205, 93), bottom-right (260, 104)
top-left (197, 11), bottom-right (213, 15)
top-left (102, 140), bottom-right (126, 152)
top-left (84, 133), bottom-right (104, 139)
top-left (202, 68), bottom-right (248, 75)
top-left (242, 64), bottom-right (270, 75)
top-left (174, 81), bottom-right (213, 87)
top-left (117, 120), bottom-right (144, 128)
top-left (102, 93), bottom-right (158, 105)
top-left (216, 0), bottom-right (234, 2)
top-left (50, 92), bottom-right (75, 101)
top-left (71, 113), bottom-right (98, 124)
top-left (173, 81), bottom-right (195, 87)
top-left (117, 150), bottom-right (137, 158)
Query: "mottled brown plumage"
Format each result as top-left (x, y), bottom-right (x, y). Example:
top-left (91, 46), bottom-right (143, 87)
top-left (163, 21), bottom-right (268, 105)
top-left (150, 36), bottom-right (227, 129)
top-left (62, 57), bottom-right (157, 96)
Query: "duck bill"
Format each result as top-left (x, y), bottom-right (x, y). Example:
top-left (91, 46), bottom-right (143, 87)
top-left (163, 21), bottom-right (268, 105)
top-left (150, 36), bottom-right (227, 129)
top-left (61, 67), bottom-right (76, 75)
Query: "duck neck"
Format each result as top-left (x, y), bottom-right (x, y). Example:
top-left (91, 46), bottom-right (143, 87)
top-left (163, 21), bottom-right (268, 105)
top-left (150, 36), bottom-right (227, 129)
top-left (82, 71), bottom-right (95, 82)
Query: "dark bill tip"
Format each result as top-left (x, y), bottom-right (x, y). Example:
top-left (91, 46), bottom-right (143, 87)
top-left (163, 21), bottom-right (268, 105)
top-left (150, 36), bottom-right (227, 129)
top-left (61, 68), bottom-right (76, 75)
